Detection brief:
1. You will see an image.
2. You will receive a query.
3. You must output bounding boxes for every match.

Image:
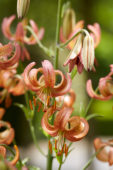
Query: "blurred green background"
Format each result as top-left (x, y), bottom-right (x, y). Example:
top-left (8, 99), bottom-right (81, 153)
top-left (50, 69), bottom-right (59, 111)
top-left (0, 0), bottom-right (113, 145)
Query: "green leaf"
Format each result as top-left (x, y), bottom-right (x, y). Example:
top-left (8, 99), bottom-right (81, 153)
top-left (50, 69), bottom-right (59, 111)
top-left (71, 66), bottom-right (77, 80)
top-left (86, 113), bottom-right (104, 121)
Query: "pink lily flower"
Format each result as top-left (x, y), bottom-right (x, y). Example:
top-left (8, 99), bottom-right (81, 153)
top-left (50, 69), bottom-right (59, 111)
top-left (88, 23), bottom-right (101, 48)
top-left (41, 107), bottom-right (89, 154)
top-left (2, 15), bottom-right (44, 61)
top-left (0, 70), bottom-right (26, 108)
top-left (94, 138), bottom-right (113, 166)
top-left (86, 65), bottom-right (113, 100)
top-left (23, 60), bottom-right (72, 105)
top-left (0, 43), bottom-right (20, 70)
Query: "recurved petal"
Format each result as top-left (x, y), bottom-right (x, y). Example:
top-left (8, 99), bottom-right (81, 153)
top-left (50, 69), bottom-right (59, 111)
top-left (0, 146), bottom-right (6, 158)
top-left (63, 89), bottom-right (76, 107)
top-left (42, 60), bottom-right (55, 88)
top-left (94, 138), bottom-right (108, 162)
top-left (21, 47), bottom-right (30, 61)
top-left (2, 15), bottom-right (16, 40)
top-left (38, 28), bottom-right (45, 40)
top-left (64, 117), bottom-right (89, 142)
top-left (10, 145), bottom-right (19, 165)
top-left (54, 107), bottom-right (73, 130)
top-left (41, 108), bottom-right (58, 136)
top-left (0, 121), bottom-right (15, 145)
top-left (15, 22), bottom-right (24, 42)
top-left (88, 23), bottom-right (101, 48)
top-left (51, 72), bottom-right (72, 97)
top-left (86, 80), bottom-right (112, 100)
top-left (0, 108), bottom-right (5, 120)
top-left (0, 43), bottom-right (20, 70)
top-left (23, 62), bottom-right (41, 91)
top-left (108, 148), bottom-right (113, 166)
top-left (0, 43), bottom-right (13, 57)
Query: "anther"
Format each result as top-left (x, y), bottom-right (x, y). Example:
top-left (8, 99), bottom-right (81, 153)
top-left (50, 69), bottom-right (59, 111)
top-left (33, 96), bottom-right (36, 106)
top-left (48, 140), bottom-right (52, 154)
top-left (46, 96), bottom-right (50, 107)
top-left (29, 100), bottom-right (33, 110)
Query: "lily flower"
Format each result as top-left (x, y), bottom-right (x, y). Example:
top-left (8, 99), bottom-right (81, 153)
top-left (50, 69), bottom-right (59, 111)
top-left (2, 15), bottom-right (44, 61)
top-left (64, 34), bottom-right (95, 73)
top-left (0, 70), bottom-right (26, 108)
top-left (0, 43), bottom-right (20, 70)
top-left (0, 120), bottom-right (15, 145)
top-left (88, 23), bottom-right (101, 48)
top-left (23, 60), bottom-right (71, 105)
top-left (0, 145), bottom-right (19, 167)
top-left (94, 138), bottom-right (113, 166)
top-left (86, 65), bottom-right (113, 100)
top-left (41, 107), bottom-right (89, 154)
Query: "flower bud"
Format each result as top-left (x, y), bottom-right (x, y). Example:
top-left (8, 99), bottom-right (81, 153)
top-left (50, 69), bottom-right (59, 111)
top-left (62, 8), bottom-right (76, 39)
top-left (68, 34), bottom-right (84, 60)
top-left (81, 35), bottom-right (95, 71)
top-left (17, 0), bottom-right (30, 19)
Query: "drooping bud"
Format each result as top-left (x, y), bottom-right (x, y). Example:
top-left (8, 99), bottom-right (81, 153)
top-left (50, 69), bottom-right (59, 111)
top-left (81, 35), bottom-right (95, 71)
top-left (68, 34), bottom-right (84, 60)
top-left (17, 0), bottom-right (30, 19)
top-left (62, 8), bottom-right (76, 39)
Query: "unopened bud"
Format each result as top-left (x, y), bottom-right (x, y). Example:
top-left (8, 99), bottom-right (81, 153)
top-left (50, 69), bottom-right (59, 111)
top-left (63, 8), bottom-right (76, 39)
top-left (81, 35), bottom-right (95, 71)
top-left (17, 0), bottom-right (30, 19)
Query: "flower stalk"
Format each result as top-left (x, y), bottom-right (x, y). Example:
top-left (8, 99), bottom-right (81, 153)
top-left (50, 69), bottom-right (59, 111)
top-left (26, 26), bottom-right (54, 57)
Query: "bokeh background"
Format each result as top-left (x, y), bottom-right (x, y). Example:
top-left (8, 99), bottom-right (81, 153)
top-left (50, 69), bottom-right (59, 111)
top-left (0, 0), bottom-right (113, 169)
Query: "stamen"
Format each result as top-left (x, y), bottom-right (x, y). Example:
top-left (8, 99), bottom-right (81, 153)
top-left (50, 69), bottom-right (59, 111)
top-left (29, 100), bottom-right (33, 110)
top-left (37, 101), bottom-right (42, 112)
top-left (53, 100), bottom-right (56, 110)
top-left (64, 144), bottom-right (68, 157)
top-left (48, 140), bottom-right (52, 154)
top-left (46, 96), bottom-right (50, 107)
top-left (66, 146), bottom-right (68, 156)
top-left (33, 96), bottom-right (36, 106)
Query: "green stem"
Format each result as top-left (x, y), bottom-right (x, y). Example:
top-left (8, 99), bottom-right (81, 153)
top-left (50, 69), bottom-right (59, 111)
top-left (46, 0), bottom-right (63, 169)
top-left (0, 144), bottom-right (15, 156)
top-left (29, 120), bottom-right (47, 157)
top-left (82, 147), bottom-right (104, 170)
top-left (54, 0), bottom-right (62, 69)
top-left (58, 29), bottom-right (89, 48)
top-left (47, 146), bottom-right (53, 170)
top-left (58, 163), bottom-right (62, 170)
top-left (26, 26), bottom-right (54, 57)
top-left (84, 87), bottom-right (98, 117)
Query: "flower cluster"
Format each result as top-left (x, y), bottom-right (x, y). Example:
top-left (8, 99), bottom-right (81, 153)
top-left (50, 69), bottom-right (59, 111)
top-left (2, 15), bottom-right (44, 61)
top-left (61, 8), bottom-right (101, 74)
